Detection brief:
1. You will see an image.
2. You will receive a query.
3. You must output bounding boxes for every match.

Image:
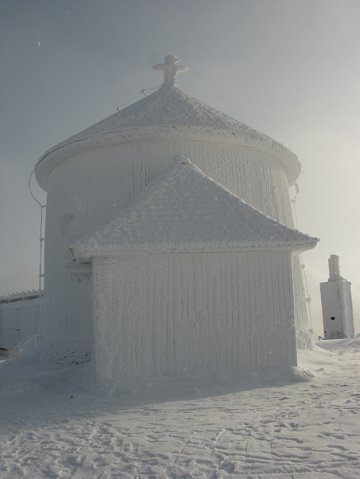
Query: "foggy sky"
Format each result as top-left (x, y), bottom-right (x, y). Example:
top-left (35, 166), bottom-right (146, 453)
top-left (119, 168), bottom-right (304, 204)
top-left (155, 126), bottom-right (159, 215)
top-left (1, 0), bottom-right (360, 336)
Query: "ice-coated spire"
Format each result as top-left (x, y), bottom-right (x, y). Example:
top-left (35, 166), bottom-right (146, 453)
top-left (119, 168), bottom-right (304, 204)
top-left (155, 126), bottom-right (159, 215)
top-left (153, 55), bottom-right (189, 86)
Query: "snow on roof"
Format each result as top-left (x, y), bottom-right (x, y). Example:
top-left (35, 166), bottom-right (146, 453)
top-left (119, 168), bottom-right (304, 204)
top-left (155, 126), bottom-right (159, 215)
top-left (54, 84), bottom-right (278, 145)
top-left (35, 67), bottom-right (301, 189)
top-left (45, 84), bottom-right (298, 159)
top-left (0, 289), bottom-right (43, 304)
top-left (72, 159), bottom-right (318, 257)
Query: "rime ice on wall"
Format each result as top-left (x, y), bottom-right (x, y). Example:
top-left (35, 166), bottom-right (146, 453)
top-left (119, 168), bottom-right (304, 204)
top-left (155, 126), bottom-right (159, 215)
top-left (92, 252), bottom-right (297, 382)
top-left (40, 85), bottom-right (299, 180)
top-left (73, 160), bottom-right (316, 255)
top-left (0, 291), bottom-right (42, 352)
top-left (320, 255), bottom-right (355, 339)
top-left (41, 140), bottom-right (306, 363)
top-left (73, 161), bottom-right (317, 382)
top-left (35, 58), bottom-right (316, 364)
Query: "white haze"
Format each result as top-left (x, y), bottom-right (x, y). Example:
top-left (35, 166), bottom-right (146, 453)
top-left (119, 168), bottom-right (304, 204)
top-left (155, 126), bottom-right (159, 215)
top-left (1, 0), bottom-right (360, 337)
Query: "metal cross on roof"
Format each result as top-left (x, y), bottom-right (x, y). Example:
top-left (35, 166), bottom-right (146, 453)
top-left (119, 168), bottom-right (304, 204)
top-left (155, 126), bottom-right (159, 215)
top-left (153, 55), bottom-right (189, 86)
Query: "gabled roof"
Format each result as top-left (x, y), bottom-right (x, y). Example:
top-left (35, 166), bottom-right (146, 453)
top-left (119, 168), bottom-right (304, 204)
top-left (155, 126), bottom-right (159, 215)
top-left (72, 159), bottom-right (318, 258)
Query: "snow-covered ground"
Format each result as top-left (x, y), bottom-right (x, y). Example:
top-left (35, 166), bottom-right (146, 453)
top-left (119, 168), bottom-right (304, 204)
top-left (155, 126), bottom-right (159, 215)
top-left (0, 340), bottom-right (359, 478)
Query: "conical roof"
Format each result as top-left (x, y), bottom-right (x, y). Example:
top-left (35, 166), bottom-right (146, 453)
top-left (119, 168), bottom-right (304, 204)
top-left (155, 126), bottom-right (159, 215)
top-left (72, 159), bottom-right (318, 257)
top-left (54, 84), bottom-right (281, 148)
top-left (35, 56), bottom-right (301, 189)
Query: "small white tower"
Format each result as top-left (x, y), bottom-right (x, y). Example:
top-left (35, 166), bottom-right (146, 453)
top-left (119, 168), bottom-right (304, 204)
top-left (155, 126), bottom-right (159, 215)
top-left (320, 255), bottom-right (354, 339)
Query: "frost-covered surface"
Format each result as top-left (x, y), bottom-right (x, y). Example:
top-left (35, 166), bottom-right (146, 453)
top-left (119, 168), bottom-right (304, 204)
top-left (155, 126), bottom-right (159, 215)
top-left (321, 281), bottom-right (354, 340)
top-left (0, 294), bottom-right (42, 350)
top-left (0, 289), bottom-right (43, 303)
top-left (34, 77), bottom-right (311, 368)
top-left (38, 136), bottom-right (308, 364)
top-left (35, 83), bottom-right (301, 190)
top-left (42, 84), bottom-right (297, 165)
top-left (91, 251), bottom-right (296, 381)
top-left (0, 340), bottom-right (360, 478)
top-left (320, 256), bottom-right (355, 340)
top-left (72, 160), bottom-right (317, 256)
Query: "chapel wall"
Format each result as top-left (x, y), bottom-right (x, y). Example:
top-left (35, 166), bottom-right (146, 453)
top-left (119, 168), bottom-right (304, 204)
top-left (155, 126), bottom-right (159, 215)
top-left (92, 250), bottom-right (297, 382)
top-left (42, 137), bottom-right (300, 363)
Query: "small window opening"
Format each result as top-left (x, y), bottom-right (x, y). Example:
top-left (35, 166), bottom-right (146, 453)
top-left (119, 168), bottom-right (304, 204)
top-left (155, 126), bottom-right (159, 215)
top-left (330, 316), bottom-right (335, 321)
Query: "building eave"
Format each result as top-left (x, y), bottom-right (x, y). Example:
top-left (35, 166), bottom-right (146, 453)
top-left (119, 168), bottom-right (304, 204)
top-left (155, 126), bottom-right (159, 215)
top-left (34, 124), bottom-right (301, 191)
top-left (72, 238), bottom-right (318, 261)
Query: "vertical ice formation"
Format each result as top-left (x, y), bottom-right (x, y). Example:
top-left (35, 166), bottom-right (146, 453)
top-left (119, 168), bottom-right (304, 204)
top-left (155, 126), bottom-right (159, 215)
top-left (34, 55), bottom-right (316, 365)
top-left (320, 255), bottom-right (355, 339)
top-left (91, 252), bottom-right (297, 382)
top-left (71, 160), bottom-right (317, 382)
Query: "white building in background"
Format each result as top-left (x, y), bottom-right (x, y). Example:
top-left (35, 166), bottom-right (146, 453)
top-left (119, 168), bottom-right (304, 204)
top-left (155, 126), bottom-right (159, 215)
top-left (0, 290), bottom-right (42, 357)
top-left (31, 55), bottom-right (317, 376)
top-left (320, 255), bottom-right (354, 340)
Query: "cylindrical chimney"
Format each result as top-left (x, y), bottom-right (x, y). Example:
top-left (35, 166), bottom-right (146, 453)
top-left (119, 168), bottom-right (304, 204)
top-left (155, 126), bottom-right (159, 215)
top-left (328, 254), bottom-right (341, 280)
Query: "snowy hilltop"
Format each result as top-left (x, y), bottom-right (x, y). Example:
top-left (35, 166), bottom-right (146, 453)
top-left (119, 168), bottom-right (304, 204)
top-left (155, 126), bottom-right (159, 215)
top-left (0, 340), bottom-right (360, 478)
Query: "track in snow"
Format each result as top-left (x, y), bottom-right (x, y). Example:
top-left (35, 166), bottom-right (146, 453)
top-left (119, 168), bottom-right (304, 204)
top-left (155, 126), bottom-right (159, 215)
top-left (0, 341), bottom-right (359, 478)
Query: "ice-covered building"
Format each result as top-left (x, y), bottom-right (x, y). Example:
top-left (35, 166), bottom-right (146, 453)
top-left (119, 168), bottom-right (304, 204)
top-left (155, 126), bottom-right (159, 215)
top-left (0, 290), bottom-right (43, 358)
top-left (320, 255), bottom-right (354, 339)
top-left (72, 159), bottom-right (316, 382)
top-left (33, 55), bottom-right (318, 375)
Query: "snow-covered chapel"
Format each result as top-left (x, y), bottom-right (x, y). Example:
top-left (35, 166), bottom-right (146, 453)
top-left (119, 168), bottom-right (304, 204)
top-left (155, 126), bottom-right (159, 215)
top-left (32, 55), bottom-right (317, 382)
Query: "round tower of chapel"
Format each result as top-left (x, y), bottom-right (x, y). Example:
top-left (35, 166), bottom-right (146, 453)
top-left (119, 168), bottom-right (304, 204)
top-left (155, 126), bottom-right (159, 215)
top-left (35, 56), bottom-right (310, 364)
